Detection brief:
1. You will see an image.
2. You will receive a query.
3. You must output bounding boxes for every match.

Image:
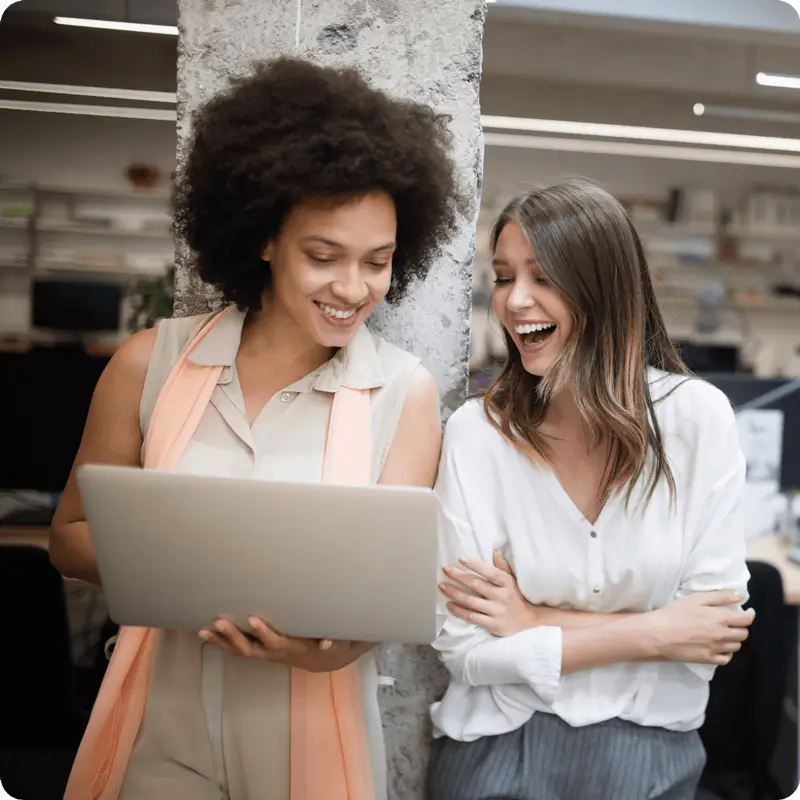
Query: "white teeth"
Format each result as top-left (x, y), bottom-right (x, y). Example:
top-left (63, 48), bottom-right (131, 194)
top-left (514, 322), bottom-right (556, 334)
top-left (320, 303), bottom-right (356, 320)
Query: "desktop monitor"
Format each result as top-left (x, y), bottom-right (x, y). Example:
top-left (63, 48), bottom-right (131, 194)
top-left (32, 278), bottom-right (122, 333)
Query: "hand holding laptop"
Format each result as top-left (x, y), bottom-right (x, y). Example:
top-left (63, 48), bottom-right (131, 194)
top-left (199, 615), bottom-right (372, 671)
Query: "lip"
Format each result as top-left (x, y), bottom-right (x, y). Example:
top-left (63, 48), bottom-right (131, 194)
top-left (515, 331), bottom-right (554, 356)
top-left (315, 301), bottom-right (363, 329)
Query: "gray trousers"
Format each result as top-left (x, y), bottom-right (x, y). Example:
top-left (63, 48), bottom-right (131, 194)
top-left (426, 712), bottom-right (706, 800)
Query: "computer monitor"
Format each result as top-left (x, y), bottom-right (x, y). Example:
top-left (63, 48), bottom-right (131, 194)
top-left (0, 346), bottom-right (110, 493)
top-left (702, 374), bottom-right (800, 493)
top-left (32, 279), bottom-right (122, 333)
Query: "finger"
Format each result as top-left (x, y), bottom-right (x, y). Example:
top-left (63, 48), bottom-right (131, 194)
top-left (199, 630), bottom-right (235, 654)
top-left (493, 550), bottom-right (514, 576)
top-left (727, 609), bottom-right (756, 627)
top-left (694, 591), bottom-right (744, 607)
top-left (447, 601), bottom-right (498, 634)
top-left (458, 556), bottom-right (509, 588)
top-left (723, 627), bottom-right (750, 643)
top-left (712, 653), bottom-right (733, 666)
top-left (248, 617), bottom-right (309, 655)
top-left (440, 581), bottom-right (496, 614)
top-left (444, 566), bottom-right (500, 599)
top-left (247, 616), bottom-right (285, 650)
top-left (214, 619), bottom-right (258, 657)
top-left (719, 641), bottom-right (742, 654)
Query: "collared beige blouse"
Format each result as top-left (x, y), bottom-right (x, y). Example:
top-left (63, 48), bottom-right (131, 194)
top-left (118, 306), bottom-right (421, 800)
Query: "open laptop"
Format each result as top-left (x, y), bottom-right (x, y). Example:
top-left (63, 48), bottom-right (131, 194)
top-left (77, 464), bottom-right (440, 645)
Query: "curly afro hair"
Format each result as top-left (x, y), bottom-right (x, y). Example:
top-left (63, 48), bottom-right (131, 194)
top-left (173, 57), bottom-right (464, 311)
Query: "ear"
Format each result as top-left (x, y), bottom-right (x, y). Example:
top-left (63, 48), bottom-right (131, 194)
top-left (261, 240), bottom-right (274, 262)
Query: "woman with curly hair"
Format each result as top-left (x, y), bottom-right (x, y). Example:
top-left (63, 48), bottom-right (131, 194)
top-left (51, 57), bottom-right (461, 800)
top-left (427, 181), bottom-right (753, 800)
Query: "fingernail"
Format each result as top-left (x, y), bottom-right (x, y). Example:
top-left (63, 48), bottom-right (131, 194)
top-left (248, 616), bottom-right (261, 629)
top-left (198, 631), bottom-right (210, 641)
top-left (442, 566), bottom-right (452, 575)
top-left (214, 621), bottom-right (227, 633)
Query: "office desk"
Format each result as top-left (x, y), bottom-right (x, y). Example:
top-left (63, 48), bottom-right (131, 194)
top-left (747, 533), bottom-right (800, 607)
top-left (0, 524), bottom-right (51, 550)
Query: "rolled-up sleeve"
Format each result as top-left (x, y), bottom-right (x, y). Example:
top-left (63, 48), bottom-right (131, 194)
top-left (432, 429), bottom-right (563, 706)
top-left (676, 390), bottom-right (750, 681)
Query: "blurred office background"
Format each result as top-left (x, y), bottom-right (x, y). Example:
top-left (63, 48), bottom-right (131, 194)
top-left (0, 2), bottom-right (798, 798)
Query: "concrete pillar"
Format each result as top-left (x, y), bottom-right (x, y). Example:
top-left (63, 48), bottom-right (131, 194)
top-left (175, 1), bottom-right (485, 796)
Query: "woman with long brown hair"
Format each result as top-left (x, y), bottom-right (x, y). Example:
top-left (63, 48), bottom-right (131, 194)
top-left (427, 180), bottom-right (753, 799)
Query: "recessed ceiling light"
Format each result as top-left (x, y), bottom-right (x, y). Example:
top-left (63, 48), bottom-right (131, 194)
top-left (483, 132), bottom-right (800, 169)
top-left (0, 99), bottom-right (176, 121)
top-left (756, 72), bottom-right (800, 90)
top-left (54, 16), bottom-right (178, 35)
top-left (0, 80), bottom-right (176, 103)
top-left (481, 115), bottom-right (800, 153)
top-left (692, 102), bottom-right (800, 125)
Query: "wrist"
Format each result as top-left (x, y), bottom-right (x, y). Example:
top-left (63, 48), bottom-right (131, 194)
top-left (621, 611), bottom-right (661, 660)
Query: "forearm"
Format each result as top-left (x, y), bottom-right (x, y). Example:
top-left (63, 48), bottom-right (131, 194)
top-left (440, 612), bottom-right (655, 701)
top-left (560, 613), bottom-right (654, 674)
top-left (533, 604), bottom-right (634, 630)
top-left (49, 521), bottom-right (102, 586)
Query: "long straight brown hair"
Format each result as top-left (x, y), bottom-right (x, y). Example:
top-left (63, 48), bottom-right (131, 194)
top-left (483, 179), bottom-right (689, 508)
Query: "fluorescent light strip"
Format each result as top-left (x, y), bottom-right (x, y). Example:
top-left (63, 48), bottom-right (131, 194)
top-left (484, 132), bottom-right (800, 169)
top-left (693, 102), bottom-right (800, 125)
top-left (756, 72), bottom-right (800, 90)
top-left (481, 115), bottom-right (800, 153)
top-left (54, 16), bottom-right (178, 35)
top-left (0, 99), bottom-right (176, 121)
top-left (0, 80), bottom-right (176, 104)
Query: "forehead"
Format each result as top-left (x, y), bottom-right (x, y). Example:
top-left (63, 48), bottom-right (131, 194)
top-left (493, 220), bottom-right (538, 265)
top-left (283, 191), bottom-right (397, 243)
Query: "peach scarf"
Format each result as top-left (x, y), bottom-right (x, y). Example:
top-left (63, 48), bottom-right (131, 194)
top-left (64, 308), bottom-right (376, 800)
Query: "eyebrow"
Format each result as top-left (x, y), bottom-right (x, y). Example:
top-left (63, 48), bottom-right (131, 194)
top-left (491, 257), bottom-right (539, 267)
top-left (301, 236), bottom-right (396, 253)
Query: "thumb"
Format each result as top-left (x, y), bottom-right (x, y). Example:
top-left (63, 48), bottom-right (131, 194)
top-left (493, 550), bottom-right (514, 575)
top-left (692, 590), bottom-right (744, 607)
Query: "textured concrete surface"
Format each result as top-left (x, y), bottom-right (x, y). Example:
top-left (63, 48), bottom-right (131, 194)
top-left (175, 1), bottom-right (485, 796)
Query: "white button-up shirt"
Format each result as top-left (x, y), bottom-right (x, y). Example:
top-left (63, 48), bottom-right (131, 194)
top-left (431, 370), bottom-right (749, 741)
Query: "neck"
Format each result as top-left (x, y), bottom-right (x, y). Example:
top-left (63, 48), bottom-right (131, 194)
top-left (239, 294), bottom-right (333, 376)
top-left (542, 384), bottom-right (582, 431)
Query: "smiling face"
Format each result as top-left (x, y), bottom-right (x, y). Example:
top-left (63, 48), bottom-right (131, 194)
top-left (491, 219), bottom-right (574, 377)
top-left (262, 191), bottom-right (396, 348)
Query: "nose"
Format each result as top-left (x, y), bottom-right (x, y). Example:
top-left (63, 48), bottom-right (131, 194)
top-left (505, 276), bottom-right (538, 313)
top-left (331, 264), bottom-right (369, 306)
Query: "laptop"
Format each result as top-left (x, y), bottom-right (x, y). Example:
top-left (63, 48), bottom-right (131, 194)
top-left (77, 464), bottom-right (440, 645)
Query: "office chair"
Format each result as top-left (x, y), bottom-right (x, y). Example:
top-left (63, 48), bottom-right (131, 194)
top-left (698, 560), bottom-right (793, 800)
top-left (0, 545), bottom-right (89, 799)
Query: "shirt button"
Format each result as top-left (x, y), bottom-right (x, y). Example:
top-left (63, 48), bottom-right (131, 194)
top-left (280, 392), bottom-right (294, 403)
top-left (592, 587), bottom-right (601, 594)
top-left (590, 530), bottom-right (598, 538)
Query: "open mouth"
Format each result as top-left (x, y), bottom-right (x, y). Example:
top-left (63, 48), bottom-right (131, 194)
top-left (315, 301), bottom-right (361, 324)
top-left (515, 322), bottom-right (557, 347)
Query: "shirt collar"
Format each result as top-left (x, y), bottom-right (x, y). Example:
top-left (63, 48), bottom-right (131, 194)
top-left (188, 305), bottom-right (385, 393)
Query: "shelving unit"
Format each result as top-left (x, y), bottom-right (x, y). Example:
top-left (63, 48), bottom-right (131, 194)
top-left (470, 185), bottom-right (800, 381)
top-left (0, 181), bottom-right (174, 340)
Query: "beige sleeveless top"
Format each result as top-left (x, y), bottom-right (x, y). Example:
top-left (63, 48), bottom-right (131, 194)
top-left (118, 306), bottom-right (420, 800)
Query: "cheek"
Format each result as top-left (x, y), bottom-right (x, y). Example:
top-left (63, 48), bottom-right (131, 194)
top-left (368, 268), bottom-right (392, 300)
